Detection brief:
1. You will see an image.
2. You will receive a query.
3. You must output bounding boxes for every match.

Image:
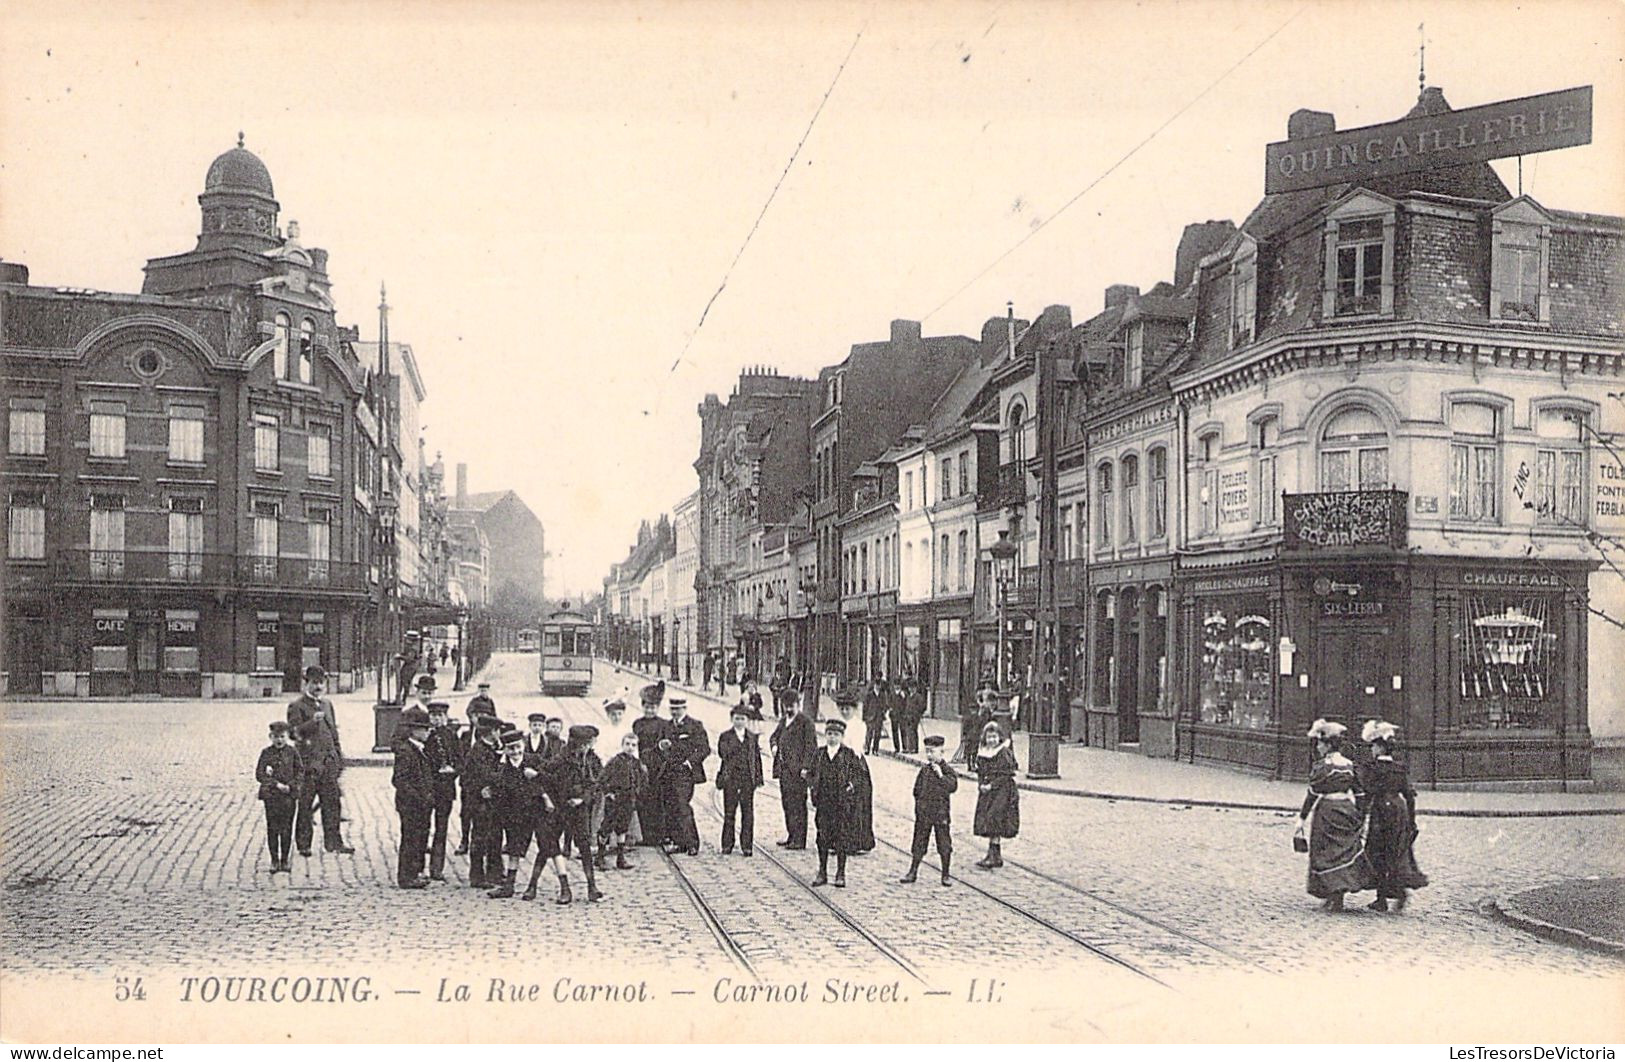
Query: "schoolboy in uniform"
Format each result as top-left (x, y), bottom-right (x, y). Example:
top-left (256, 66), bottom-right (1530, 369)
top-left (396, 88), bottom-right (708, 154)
top-left (256, 720), bottom-right (302, 873)
top-left (392, 706), bottom-right (435, 889)
top-left (424, 701), bottom-right (461, 881)
top-left (487, 726), bottom-right (535, 899)
top-left (900, 734), bottom-right (957, 886)
top-left (463, 715), bottom-right (505, 888)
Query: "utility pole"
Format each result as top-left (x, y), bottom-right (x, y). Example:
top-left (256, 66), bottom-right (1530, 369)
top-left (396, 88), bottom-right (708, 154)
top-left (1028, 337), bottom-right (1062, 779)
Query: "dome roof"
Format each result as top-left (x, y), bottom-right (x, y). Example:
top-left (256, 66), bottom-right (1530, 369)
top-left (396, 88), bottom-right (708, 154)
top-left (205, 139), bottom-right (274, 197)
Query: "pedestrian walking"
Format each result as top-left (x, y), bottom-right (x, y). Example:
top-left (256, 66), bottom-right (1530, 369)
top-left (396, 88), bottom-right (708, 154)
top-left (900, 734), bottom-right (956, 886)
top-left (661, 697), bottom-right (710, 856)
top-left (972, 722), bottom-right (1019, 869)
top-left (716, 703), bottom-right (764, 855)
top-left (702, 652), bottom-right (714, 692)
top-left (1357, 720), bottom-right (1428, 913)
top-left (424, 700), bottom-right (461, 881)
top-left (287, 665), bottom-right (353, 857)
top-left (808, 718), bottom-right (862, 888)
top-left (392, 706), bottom-right (435, 890)
top-left (632, 684), bottom-right (672, 848)
top-left (1296, 719), bottom-right (1375, 912)
top-left (518, 738), bottom-right (566, 903)
top-left (440, 645), bottom-right (450, 666)
top-left (770, 689), bottom-right (816, 849)
top-left (255, 720), bottom-right (302, 873)
top-left (598, 732), bottom-right (645, 871)
top-left (487, 727), bottom-right (535, 899)
top-left (463, 717), bottom-right (505, 888)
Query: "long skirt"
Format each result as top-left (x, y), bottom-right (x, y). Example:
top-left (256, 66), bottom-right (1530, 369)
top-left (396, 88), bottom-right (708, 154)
top-left (973, 778), bottom-right (1020, 839)
top-left (852, 758), bottom-right (875, 853)
top-left (1307, 798), bottom-right (1374, 898)
top-left (1366, 795), bottom-right (1429, 898)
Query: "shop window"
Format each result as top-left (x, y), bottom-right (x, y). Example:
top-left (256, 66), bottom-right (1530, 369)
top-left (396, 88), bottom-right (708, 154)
top-left (93, 609), bottom-right (129, 673)
top-left (1532, 407), bottom-right (1588, 528)
top-left (1097, 462), bottom-right (1113, 547)
top-left (167, 405), bottom-right (204, 464)
top-left (1448, 402), bottom-right (1502, 523)
top-left (297, 319), bottom-right (315, 384)
top-left (1318, 406), bottom-right (1389, 491)
top-left (164, 610), bottom-right (200, 673)
top-left (1230, 241), bottom-right (1258, 348)
top-left (1321, 198), bottom-right (1395, 319)
top-left (900, 625), bottom-right (922, 684)
top-left (1149, 448), bottom-right (1168, 540)
top-left (1459, 594), bottom-right (1558, 729)
top-left (1094, 592), bottom-right (1116, 707)
top-left (273, 313), bottom-right (291, 378)
top-left (308, 423), bottom-right (332, 479)
top-left (167, 497), bottom-right (203, 580)
top-left (89, 494), bottom-right (125, 576)
top-left (1198, 601), bottom-right (1274, 729)
top-left (89, 401), bottom-right (126, 460)
top-left (935, 618), bottom-right (962, 694)
top-left (254, 414), bottom-right (280, 472)
top-left (1490, 203), bottom-right (1551, 324)
top-left (302, 612), bottom-right (325, 672)
top-left (255, 612), bottom-right (279, 672)
top-left (1121, 455), bottom-right (1139, 544)
top-left (8, 492), bottom-right (45, 559)
top-left (9, 398), bottom-right (45, 456)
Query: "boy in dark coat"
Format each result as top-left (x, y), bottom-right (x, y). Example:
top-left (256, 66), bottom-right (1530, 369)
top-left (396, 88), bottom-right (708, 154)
top-left (424, 701), bottom-right (461, 881)
top-left (487, 727), bottom-right (535, 899)
top-left (391, 706), bottom-right (435, 889)
top-left (255, 721), bottom-right (302, 873)
top-left (598, 731), bottom-right (646, 870)
top-left (462, 716), bottom-right (504, 888)
top-left (715, 704), bottom-right (764, 855)
top-left (900, 735), bottom-right (957, 886)
top-left (807, 717), bottom-right (862, 888)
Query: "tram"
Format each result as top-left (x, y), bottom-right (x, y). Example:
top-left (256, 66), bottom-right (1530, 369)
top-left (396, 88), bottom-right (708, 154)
top-left (538, 610), bottom-right (594, 695)
top-left (516, 628), bottom-right (539, 653)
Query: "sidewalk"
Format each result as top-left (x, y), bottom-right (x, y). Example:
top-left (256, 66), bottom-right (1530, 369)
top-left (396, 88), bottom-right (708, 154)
top-left (604, 661), bottom-right (1625, 819)
top-left (1488, 878), bottom-right (1625, 955)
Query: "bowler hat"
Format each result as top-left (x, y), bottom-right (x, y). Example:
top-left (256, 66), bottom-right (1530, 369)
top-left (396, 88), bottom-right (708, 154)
top-left (401, 706), bottom-right (432, 729)
top-left (303, 665), bottom-right (327, 683)
top-left (414, 675), bottom-right (436, 692)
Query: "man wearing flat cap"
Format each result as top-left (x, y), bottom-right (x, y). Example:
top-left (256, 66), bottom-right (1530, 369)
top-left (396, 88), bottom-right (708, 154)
top-left (660, 697), bottom-right (710, 856)
top-left (392, 706), bottom-right (435, 889)
top-left (466, 680), bottom-right (496, 718)
top-left (287, 665), bottom-right (353, 856)
top-left (423, 701), bottom-right (461, 881)
top-left (807, 717), bottom-right (863, 887)
top-left (715, 704), bottom-right (764, 856)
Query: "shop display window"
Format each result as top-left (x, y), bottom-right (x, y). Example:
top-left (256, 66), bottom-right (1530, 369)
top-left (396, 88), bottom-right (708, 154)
top-left (1459, 594), bottom-right (1558, 729)
top-left (1198, 599), bottom-right (1274, 728)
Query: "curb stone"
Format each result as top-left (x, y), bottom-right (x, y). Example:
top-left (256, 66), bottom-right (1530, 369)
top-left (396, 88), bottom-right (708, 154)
top-left (1480, 896), bottom-right (1625, 957)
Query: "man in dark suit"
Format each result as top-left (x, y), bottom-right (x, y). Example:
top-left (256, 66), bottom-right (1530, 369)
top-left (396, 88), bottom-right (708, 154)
top-left (660, 697), bottom-right (710, 855)
top-left (287, 665), bottom-right (353, 856)
top-left (455, 704), bottom-right (493, 855)
top-left (391, 706), bottom-right (435, 889)
top-left (424, 701), bottom-right (461, 881)
top-left (716, 704), bottom-right (764, 855)
top-left (770, 689), bottom-right (816, 849)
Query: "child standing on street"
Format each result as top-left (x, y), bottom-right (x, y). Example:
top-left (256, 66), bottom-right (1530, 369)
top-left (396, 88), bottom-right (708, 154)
top-left (598, 731), bottom-right (645, 870)
top-left (901, 734), bottom-right (957, 886)
top-left (255, 721), bottom-right (303, 873)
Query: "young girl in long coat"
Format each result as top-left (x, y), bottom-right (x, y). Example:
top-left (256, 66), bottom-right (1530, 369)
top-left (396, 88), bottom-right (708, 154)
top-left (1297, 719), bottom-right (1375, 911)
top-left (972, 722), bottom-right (1020, 868)
top-left (1357, 719), bottom-right (1428, 912)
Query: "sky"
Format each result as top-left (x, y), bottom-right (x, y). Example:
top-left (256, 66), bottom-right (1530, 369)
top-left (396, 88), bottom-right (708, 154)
top-left (3, 0), bottom-right (1622, 598)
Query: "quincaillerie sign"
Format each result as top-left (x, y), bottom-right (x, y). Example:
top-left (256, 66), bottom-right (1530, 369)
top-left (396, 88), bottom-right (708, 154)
top-left (1265, 86), bottom-right (1592, 194)
top-left (1284, 490), bottom-right (1407, 550)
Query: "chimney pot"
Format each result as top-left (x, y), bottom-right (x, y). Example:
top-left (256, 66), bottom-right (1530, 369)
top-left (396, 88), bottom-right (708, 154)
top-left (1287, 108), bottom-right (1336, 140)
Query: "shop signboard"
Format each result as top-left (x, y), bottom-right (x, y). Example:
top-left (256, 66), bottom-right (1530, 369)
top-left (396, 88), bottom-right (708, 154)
top-left (1597, 455), bottom-right (1625, 524)
top-left (1265, 86), bottom-right (1592, 194)
top-left (1284, 490), bottom-right (1407, 550)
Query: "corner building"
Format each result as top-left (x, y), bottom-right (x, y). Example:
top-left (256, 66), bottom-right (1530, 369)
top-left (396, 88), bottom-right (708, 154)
top-left (1166, 90), bottom-right (1624, 783)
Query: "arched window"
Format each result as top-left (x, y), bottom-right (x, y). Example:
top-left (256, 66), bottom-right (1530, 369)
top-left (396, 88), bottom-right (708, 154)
top-left (1318, 407), bottom-right (1388, 492)
top-left (298, 319), bottom-right (315, 384)
top-left (273, 313), bottom-right (291, 379)
top-left (1096, 462), bottom-right (1113, 548)
top-left (1007, 401), bottom-right (1027, 466)
top-left (1120, 455), bottom-right (1139, 544)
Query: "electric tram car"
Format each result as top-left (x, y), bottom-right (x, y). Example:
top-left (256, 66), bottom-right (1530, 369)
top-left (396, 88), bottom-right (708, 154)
top-left (538, 610), bottom-right (594, 695)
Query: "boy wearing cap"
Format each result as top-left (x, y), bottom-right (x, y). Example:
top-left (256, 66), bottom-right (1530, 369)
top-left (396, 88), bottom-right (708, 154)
top-left (542, 725), bottom-right (605, 903)
top-left (287, 665), bottom-right (353, 856)
top-left (901, 735), bottom-right (957, 886)
top-left (255, 721), bottom-right (303, 873)
top-left (807, 718), bottom-right (862, 887)
top-left (598, 731), bottom-right (645, 870)
top-left (715, 704), bottom-right (764, 856)
top-left (424, 701), bottom-right (461, 881)
top-left (392, 707), bottom-right (435, 889)
top-left (463, 716), bottom-right (505, 888)
top-left (523, 713), bottom-right (551, 759)
top-left (487, 727), bottom-right (535, 898)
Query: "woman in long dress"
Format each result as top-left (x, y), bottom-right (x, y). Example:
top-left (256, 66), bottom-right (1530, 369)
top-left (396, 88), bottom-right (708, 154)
top-left (972, 722), bottom-right (1020, 869)
top-left (843, 684), bottom-right (878, 854)
top-left (1357, 719), bottom-right (1428, 913)
top-left (1297, 719), bottom-right (1374, 911)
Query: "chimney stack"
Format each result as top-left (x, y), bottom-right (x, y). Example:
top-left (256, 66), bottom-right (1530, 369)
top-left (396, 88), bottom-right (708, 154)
top-left (890, 319), bottom-right (922, 344)
top-left (456, 463), bottom-right (467, 509)
top-left (1104, 284), bottom-right (1140, 311)
top-left (1287, 108), bottom-right (1336, 140)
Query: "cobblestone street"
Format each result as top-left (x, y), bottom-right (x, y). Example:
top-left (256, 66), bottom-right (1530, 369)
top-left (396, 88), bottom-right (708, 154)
top-left (3, 654), bottom-right (1623, 1040)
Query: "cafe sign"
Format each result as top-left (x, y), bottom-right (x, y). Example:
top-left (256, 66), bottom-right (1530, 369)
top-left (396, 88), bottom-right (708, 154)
top-left (1284, 490), bottom-right (1407, 550)
top-left (1265, 86), bottom-right (1592, 194)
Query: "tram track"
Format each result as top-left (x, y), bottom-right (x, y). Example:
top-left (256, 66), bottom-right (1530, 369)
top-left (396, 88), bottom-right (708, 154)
top-left (657, 843), bottom-right (760, 982)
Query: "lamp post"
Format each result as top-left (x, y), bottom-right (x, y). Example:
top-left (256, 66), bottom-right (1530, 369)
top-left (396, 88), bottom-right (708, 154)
top-left (988, 529), bottom-right (1019, 692)
top-left (453, 608), bottom-right (468, 691)
top-left (372, 496), bottom-right (400, 753)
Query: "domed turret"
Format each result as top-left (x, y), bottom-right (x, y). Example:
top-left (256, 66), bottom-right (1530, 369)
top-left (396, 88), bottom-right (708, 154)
top-left (195, 133), bottom-right (280, 252)
top-left (204, 136), bottom-right (275, 197)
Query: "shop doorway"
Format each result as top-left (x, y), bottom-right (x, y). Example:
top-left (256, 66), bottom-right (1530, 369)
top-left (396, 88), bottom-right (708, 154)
top-left (1314, 621), bottom-right (1394, 725)
top-left (132, 613), bottom-right (161, 695)
top-left (1117, 587), bottom-right (1142, 744)
top-left (7, 615), bottom-right (45, 694)
top-left (281, 618), bottom-right (304, 692)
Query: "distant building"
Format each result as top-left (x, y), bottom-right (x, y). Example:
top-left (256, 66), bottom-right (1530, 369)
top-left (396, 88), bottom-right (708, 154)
top-left (450, 464), bottom-right (546, 607)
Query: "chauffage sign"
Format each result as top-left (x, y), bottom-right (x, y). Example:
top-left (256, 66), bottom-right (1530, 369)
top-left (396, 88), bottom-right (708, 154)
top-left (1265, 86), bottom-right (1592, 194)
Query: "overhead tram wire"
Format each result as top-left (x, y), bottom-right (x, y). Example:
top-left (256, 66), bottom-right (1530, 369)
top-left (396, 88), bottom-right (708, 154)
top-left (666, 17), bottom-right (871, 377)
top-left (920, 6), bottom-right (1306, 325)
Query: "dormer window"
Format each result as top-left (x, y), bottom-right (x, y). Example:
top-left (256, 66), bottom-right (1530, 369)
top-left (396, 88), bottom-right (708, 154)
top-left (1490, 199), bottom-right (1552, 325)
top-left (1322, 193), bottom-right (1396, 320)
top-left (1125, 323), bottom-right (1144, 387)
top-left (1230, 242), bottom-right (1257, 348)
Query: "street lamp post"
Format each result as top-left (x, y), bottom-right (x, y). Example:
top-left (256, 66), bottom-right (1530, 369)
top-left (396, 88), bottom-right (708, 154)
top-left (988, 529), bottom-right (1019, 693)
top-left (372, 497), bottom-right (400, 754)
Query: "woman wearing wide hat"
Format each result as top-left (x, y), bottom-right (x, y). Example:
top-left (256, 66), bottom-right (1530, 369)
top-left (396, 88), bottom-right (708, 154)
top-left (1296, 719), bottom-right (1375, 911)
top-left (1357, 719), bottom-right (1428, 912)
